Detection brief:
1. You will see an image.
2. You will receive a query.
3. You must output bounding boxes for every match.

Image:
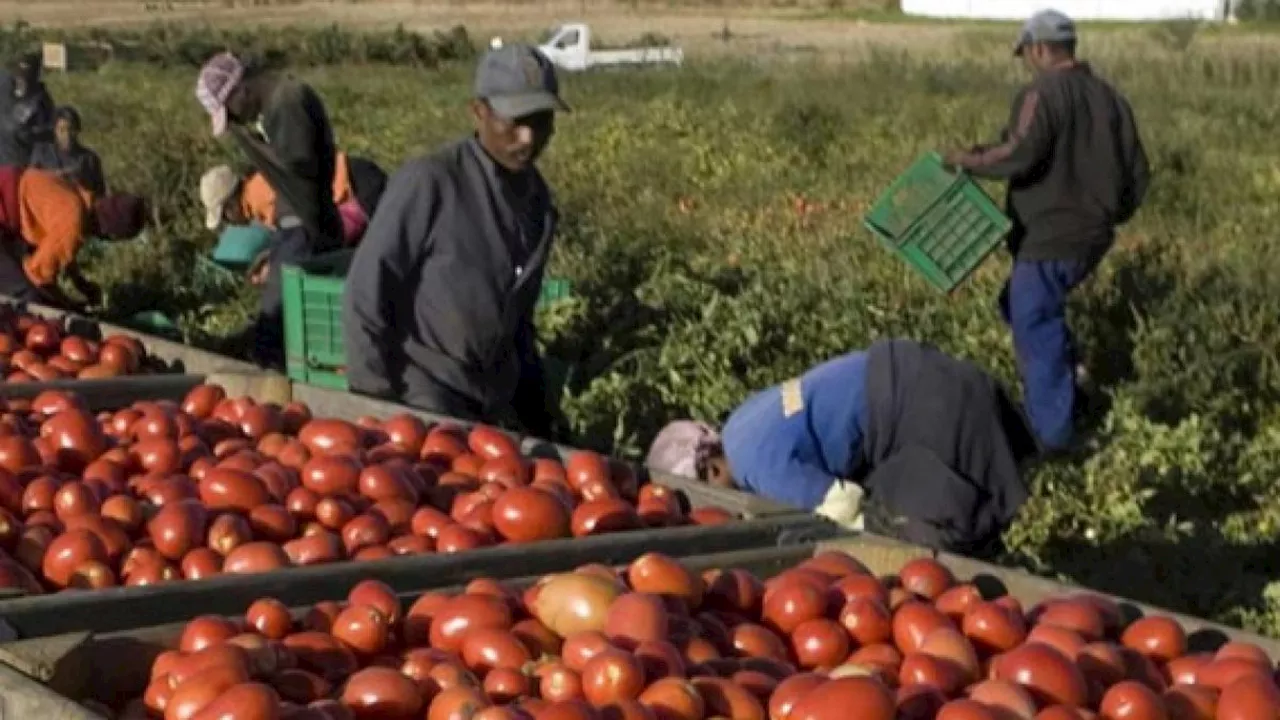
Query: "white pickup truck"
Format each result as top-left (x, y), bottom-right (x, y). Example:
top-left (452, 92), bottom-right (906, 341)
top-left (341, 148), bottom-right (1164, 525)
top-left (491, 22), bottom-right (684, 72)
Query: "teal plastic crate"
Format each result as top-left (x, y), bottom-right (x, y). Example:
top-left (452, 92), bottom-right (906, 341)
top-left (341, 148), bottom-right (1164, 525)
top-left (864, 152), bottom-right (1012, 293)
top-left (282, 251), bottom-right (573, 391)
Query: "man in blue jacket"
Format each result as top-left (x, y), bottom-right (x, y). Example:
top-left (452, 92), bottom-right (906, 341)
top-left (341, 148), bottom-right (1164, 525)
top-left (647, 339), bottom-right (1039, 557)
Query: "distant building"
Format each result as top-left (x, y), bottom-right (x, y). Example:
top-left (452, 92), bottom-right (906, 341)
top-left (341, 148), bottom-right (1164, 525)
top-left (900, 0), bottom-right (1232, 21)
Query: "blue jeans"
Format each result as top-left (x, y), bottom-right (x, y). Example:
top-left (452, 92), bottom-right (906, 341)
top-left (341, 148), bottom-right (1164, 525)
top-left (999, 259), bottom-right (1097, 451)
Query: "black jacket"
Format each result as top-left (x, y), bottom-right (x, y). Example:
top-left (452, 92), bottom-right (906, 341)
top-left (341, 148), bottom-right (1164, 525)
top-left (956, 63), bottom-right (1150, 263)
top-left (857, 339), bottom-right (1039, 556)
top-left (0, 74), bottom-right (54, 168)
top-left (343, 137), bottom-right (557, 436)
top-left (347, 155), bottom-right (388, 218)
top-left (30, 142), bottom-right (106, 197)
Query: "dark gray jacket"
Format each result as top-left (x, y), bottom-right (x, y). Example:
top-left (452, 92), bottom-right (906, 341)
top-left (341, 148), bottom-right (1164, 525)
top-left (343, 137), bottom-right (557, 435)
top-left (30, 142), bottom-right (106, 197)
top-left (857, 339), bottom-right (1039, 556)
top-left (0, 73), bottom-right (54, 168)
top-left (230, 76), bottom-right (341, 246)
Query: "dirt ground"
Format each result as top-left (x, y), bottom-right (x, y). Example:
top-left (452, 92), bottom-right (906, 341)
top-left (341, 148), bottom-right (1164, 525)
top-left (0, 0), bottom-right (974, 57)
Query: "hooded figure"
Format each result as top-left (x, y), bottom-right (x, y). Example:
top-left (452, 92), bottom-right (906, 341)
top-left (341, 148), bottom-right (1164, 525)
top-left (647, 339), bottom-right (1040, 558)
top-left (0, 52), bottom-right (55, 168)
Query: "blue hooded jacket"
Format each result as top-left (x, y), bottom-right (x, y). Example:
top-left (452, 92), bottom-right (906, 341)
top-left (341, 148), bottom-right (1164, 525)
top-left (720, 351), bottom-right (868, 510)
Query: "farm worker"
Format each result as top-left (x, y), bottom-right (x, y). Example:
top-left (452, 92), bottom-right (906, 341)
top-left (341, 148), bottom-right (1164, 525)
top-left (0, 52), bottom-right (55, 168)
top-left (646, 339), bottom-right (1040, 558)
top-left (343, 44), bottom-right (568, 438)
top-left (30, 106), bottom-right (107, 198)
top-left (199, 154), bottom-right (389, 280)
top-left (195, 51), bottom-right (343, 369)
top-left (0, 166), bottom-right (147, 310)
top-left (941, 9), bottom-right (1150, 452)
top-left (200, 153), bottom-right (388, 242)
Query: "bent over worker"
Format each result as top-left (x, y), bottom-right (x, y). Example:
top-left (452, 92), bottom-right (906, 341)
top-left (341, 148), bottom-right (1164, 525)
top-left (0, 166), bottom-right (146, 309)
top-left (343, 44), bottom-right (567, 438)
top-left (195, 52), bottom-right (342, 368)
top-left (942, 10), bottom-right (1150, 452)
top-left (200, 152), bottom-right (388, 245)
top-left (647, 339), bottom-right (1040, 558)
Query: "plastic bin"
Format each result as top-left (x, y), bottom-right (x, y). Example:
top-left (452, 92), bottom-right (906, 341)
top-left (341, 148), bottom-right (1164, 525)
top-left (864, 151), bottom-right (1012, 293)
top-left (281, 250), bottom-right (353, 390)
top-left (282, 251), bottom-right (573, 390)
top-left (6, 532), bottom-right (1280, 717)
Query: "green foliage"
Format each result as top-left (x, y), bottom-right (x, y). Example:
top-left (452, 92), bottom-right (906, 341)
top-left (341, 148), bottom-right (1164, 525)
top-left (1150, 18), bottom-right (1203, 53)
top-left (0, 21), bottom-right (475, 69)
top-left (42, 26), bottom-right (1280, 634)
top-left (1236, 0), bottom-right (1280, 21)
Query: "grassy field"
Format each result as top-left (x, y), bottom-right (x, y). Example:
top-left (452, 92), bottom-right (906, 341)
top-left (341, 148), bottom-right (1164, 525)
top-left (11, 13), bottom-right (1280, 635)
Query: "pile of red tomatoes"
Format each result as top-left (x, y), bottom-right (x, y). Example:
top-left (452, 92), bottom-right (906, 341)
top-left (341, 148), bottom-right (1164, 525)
top-left (0, 383), bottom-right (735, 593)
top-left (0, 308), bottom-right (158, 381)
top-left (107, 550), bottom-right (1280, 719)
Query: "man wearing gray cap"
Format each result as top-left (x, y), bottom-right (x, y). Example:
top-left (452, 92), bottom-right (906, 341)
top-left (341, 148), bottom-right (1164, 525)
top-left (343, 44), bottom-right (568, 437)
top-left (943, 9), bottom-right (1149, 454)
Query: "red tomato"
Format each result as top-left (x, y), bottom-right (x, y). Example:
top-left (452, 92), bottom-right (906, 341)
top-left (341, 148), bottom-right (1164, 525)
top-left (430, 594), bottom-right (514, 652)
top-left (582, 649), bottom-right (647, 706)
top-left (790, 619), bottom-right (850, 670)
top-left (1120, 617), bottom-right (1187, 664)
top-left (840, 597), bottom-right (894, 646)
top-left (628, 553), bottom-right (705, 609)
top-left (897, 558), bottom-right (955, 601)
top-left (460, 627), bottom-right (533, 674)
top-left (468, 426), bottom-right (520, 460)
top-left (493, 487), bottom-right (572, 543)
top-left (342, 666), bottom-right (425, 718)
top-left (788, 677), bottom-right (894, 720)
top-left (991, 643), bottom-right (1089, 708)
top-left (604, 592), bottom-right (671, 650)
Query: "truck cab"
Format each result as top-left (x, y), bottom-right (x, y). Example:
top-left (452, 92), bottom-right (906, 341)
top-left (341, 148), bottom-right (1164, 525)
top-left (532, 22), bottom-right (684, 72)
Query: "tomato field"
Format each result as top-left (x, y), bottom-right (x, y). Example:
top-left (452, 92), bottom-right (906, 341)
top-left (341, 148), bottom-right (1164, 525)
top-left (11, 19), bottom-right (1280, 636)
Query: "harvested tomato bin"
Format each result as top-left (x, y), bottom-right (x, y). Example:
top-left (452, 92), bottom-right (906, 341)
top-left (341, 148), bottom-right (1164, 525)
top-left (2, 536), bottom-right (1276, 719)
top-left (0, 297), bottom-right (260, 385)
top-left (0, 375), bottom-right (829, 639)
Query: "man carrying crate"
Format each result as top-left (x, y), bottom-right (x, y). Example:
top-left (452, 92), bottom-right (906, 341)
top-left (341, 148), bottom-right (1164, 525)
top-left (343, 44), bottom-right (568, 438)
top-left (646, 339), bottom-right (1039, 558)
top-left (942, 10), bottom-right (1150, 452)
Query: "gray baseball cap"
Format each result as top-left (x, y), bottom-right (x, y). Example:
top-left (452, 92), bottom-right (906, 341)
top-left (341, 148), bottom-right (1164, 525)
top-left (474, 44), bottom-right (570, 119)
top-left (1014, 9), bottom-right (1077, 56)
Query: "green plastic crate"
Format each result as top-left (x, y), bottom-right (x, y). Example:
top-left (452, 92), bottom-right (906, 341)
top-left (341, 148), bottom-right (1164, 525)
top-left (282, 250), bottom-right (574, 391)
top-left (281, 250), bottom-right (354, 390)
top-left (864, 151), bottom-right (1012, 293)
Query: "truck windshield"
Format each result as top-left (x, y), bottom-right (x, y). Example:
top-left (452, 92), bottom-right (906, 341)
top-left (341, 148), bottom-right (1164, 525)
top-left (543, 27), bottom-right (580, 49)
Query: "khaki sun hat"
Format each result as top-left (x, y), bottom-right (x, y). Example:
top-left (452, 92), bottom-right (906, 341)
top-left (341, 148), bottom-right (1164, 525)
top-left (199, 165), bottom-right (240, 231)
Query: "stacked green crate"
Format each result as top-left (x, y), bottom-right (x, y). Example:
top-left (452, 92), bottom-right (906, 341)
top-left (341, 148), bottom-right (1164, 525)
top-left (282, 251), bottom-right (573, 391)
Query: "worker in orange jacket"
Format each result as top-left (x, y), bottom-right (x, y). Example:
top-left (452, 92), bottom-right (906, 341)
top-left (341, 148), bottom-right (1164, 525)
top-left (0, 165), bottom-right (146, 310)
top-left (200, 153), bottom-right (387, 282)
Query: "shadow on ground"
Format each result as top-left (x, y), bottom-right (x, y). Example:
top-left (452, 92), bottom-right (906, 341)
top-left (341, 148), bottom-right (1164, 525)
top-left (1022, 528), bottom-right (1280, 633)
